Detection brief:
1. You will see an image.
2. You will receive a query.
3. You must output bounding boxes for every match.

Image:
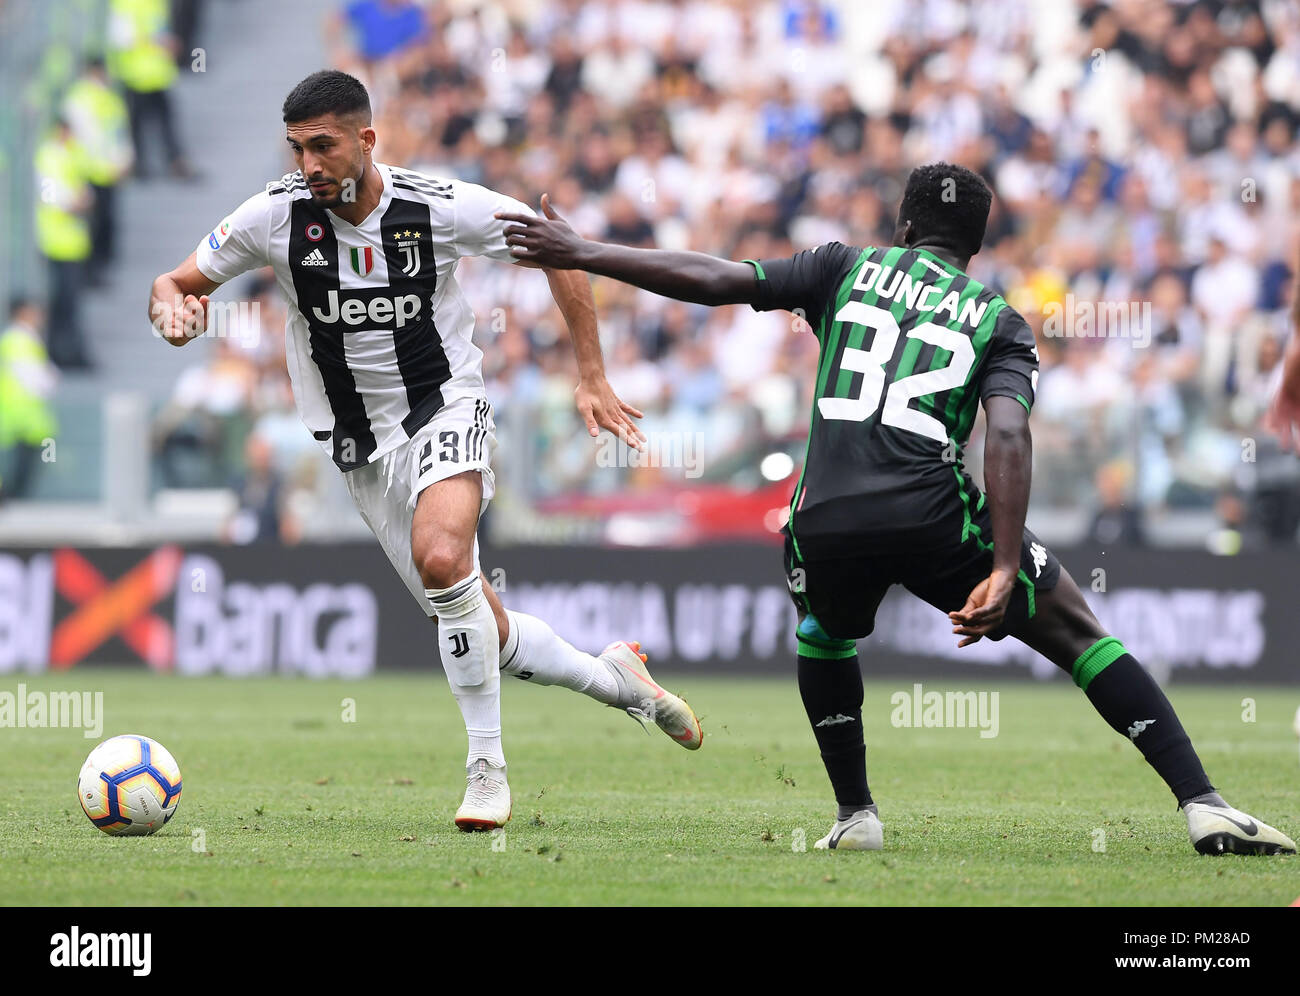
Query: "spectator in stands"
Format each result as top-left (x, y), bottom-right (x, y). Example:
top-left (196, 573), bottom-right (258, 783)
top-left (0, 298), bottom-right (58, 501)
top-left (1192, 236), bottom-right (1261, 407)
top-left (329, 0), bottom-right (428, 67)
top-left (1087, 461), bottom-right (1147, 548)
top-left (107, 0), bottom-right (193, 179)
top-left (116, 0), bottom-right (1300, 543)
top-left (223, 432), bottom-right (300, 545)
top-left (63, 57), bottom-right (133, 274)
top-left (34, 118), bottom-right (93, 370)
top-left (152, 336), bottom-right (256, 488)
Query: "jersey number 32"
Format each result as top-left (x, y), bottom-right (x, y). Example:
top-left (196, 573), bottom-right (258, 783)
top-left (817, 301), bottom-right (974, 443)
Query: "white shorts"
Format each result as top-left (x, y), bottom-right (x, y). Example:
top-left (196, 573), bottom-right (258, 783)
top-left (344, 397), bottom-right (497, 618)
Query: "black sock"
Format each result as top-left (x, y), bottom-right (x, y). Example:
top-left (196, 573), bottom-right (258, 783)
top-left (1072, 638), bottom-right (1214, 806)
top-left (796, 632), bottom-right (871, 815)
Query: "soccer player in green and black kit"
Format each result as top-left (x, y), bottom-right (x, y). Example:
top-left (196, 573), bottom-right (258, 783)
top-left (498, 164), bottom-right (1294, 856)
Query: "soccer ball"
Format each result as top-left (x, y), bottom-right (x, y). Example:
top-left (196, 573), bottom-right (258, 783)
top-left (78, 735), bottom-right (183, 836)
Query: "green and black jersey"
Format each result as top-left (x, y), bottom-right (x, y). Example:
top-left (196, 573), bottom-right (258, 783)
top-left (747, 242), bottom-right (1039, 563)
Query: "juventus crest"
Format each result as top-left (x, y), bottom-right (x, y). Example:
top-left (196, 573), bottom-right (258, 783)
top-left (393, 230), bottom-right (423, 276)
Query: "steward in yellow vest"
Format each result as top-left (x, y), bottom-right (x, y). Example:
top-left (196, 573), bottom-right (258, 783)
top-left (107, 0), bottom-right (192, 178)
top-left (34, 121), bottom-right (91, 264)
top-left (107, 0), bottom-right (178, 94)
top-left (34, 121), bottom-right (94, 369)
top-left (64, 57), bottom-right (133, 268)
top-left (0, 299), bottom-right (58, 499)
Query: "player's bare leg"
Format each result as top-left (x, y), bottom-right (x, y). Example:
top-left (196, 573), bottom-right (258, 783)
top-left (412, 470), bottom-right (511, 830)
top-left (1009, 568), bottom-right (1294, 855)
top-left (415, 473), bottom-right (702, 830)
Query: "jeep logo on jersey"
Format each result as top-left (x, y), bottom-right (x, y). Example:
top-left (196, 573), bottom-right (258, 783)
top-left (311, 289), bottom-right (421, 328)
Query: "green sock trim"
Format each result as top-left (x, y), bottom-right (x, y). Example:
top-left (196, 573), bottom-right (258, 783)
top-left (1071, 636), bottom-right (1126, 690)
top-left (796, 614), bottom-right (856, 660)
top-left (797, 635), bottom-right (857, 660)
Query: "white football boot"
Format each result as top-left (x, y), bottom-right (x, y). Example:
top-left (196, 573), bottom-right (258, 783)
top-left (1185, 801), bottom-right (1295, 856)
top-left (600, 641), bottom-right (703, 750)
top-left (814, 807), bottom-right (884, 851)
top-left (454, 758), bottom-right (511, 832)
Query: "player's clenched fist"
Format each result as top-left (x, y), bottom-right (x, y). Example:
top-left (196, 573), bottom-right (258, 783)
top-left (152, 292), bottom-right (211, 345)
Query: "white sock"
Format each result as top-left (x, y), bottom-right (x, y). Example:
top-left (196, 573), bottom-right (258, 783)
top-left (454, 690), bottom-right (504, 768)
top-left (426, 574), bottom-right (504, 768)
top-left (499, 610), bottom-right (620, 705)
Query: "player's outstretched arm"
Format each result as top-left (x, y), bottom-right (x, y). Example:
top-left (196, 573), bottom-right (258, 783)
top-left (497, 196), bottom-right (758, 307)
top-left (542, 259), bottom-right (646, 448)
top-left (149, 251), bottom-right (220, 346)
top-left (950, 395), bottom-right (1032, 645)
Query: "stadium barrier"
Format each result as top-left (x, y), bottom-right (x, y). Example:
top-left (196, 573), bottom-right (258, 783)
top-left (0, 541), bottom-right (1292, 683)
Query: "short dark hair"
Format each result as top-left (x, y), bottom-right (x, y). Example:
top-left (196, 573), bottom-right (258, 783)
top-left (897, 162), bottom-right (993, 258)
top-left (282, 70), bottom-right (371, 124)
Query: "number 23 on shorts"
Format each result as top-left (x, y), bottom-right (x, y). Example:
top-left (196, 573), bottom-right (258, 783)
top-left (418, 431), bottom-right (461, 474)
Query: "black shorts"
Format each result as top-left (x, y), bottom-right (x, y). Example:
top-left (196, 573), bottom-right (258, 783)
top-left (783, 503), bottom-right (1061, 642)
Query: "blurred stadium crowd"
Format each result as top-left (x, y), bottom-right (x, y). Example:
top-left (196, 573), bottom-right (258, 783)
top-left (6, 0), bottom-right (1300, 548)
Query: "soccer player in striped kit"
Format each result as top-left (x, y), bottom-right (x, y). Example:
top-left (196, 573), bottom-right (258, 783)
top-left (148, 70), bottom-right (702, 831)
top-left (498, 161), bottom-right (1294, 857)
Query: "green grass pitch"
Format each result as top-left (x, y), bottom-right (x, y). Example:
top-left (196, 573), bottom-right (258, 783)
top-left (2, 671), bottom-right (1297, 906)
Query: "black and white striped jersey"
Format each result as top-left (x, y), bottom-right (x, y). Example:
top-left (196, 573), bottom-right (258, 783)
top-left (194, 163), bottom-right (532, 470)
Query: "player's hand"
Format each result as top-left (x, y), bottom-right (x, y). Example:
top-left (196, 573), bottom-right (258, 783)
top-left (153, 292), bottom-right (211, 345)
top-left (1263, 380), bottom-right (1300, 452)
top-left (498, 194), bottom-right (587, 268)
top-left (948, 567), bottom-right (1017, 647)
top-left (575, 376), bottom-right (646, 450)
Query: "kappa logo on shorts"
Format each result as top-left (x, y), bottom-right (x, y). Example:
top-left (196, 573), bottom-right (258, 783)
top-left (1029, 541), bottom-right (1048, 578)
